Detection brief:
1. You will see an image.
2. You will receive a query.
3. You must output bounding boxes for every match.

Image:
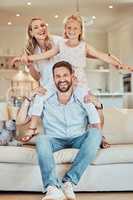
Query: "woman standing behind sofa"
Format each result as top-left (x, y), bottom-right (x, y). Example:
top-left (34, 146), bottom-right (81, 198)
top-left (12, 18), bottom-right (62, 138)
top-left (13, 17), bottom-right (61, 87)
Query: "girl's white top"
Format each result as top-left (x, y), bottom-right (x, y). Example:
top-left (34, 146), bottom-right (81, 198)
top-left (29, 36), bottom-right (89, 116)
top-left (56, 39), bottom-right (88, 86)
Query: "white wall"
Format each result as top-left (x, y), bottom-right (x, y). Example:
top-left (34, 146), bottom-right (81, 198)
top-left (86, 30), bottom-right (108, 52)
top-left (85, 30), bottom-right (109, 92)
top-left (108, 20), bottom-right (133, 93)
top-left (0, 26), bottom-right (26, 56)
top-left (108, 20), bottom-right (133, 65)
top-left (85, 30), bottom-right (108, 69)
top-left (0, 25), bottom-right (108, 57)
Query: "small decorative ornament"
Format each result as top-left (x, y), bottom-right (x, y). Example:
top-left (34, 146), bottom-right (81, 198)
top-left (0, 120), bottom-right (22, 146)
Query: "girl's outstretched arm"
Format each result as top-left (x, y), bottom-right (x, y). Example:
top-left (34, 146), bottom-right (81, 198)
top-left (28, 46), bottom-right (59, 62)
top-left (86, 43), bottom-right (123, 69)
top-left (121, 64), bottom-right (133, 71)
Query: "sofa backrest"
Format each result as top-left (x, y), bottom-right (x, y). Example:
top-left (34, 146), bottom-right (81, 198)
top-left (103, 108), bottom-right (133, 144)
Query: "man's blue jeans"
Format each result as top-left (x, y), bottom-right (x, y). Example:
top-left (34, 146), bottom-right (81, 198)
top-left (36, 128), bottom-right (102, 189)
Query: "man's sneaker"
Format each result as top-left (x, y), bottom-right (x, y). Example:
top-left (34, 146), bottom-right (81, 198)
top-left (63, 182), bottom-right (76, 200)
top-left (42, 185), bottom-right (66, 200)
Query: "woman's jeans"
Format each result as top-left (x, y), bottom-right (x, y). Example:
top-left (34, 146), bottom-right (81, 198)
top-left (36, 128), bottom-right (102, 189)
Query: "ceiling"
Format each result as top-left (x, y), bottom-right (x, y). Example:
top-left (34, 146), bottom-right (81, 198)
top-left (0, 0), bottom-right (133, 32)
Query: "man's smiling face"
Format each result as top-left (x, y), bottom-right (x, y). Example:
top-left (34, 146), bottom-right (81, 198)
top-left (53, 66), bottom-right (74, 93)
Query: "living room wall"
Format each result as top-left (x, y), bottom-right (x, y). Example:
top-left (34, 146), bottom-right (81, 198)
top-left (108, 19), bottom-right (133, 66)
top-left (107, 19), bottom-right (133, 93)
top-left (0, 26), bottom-right (108, 57)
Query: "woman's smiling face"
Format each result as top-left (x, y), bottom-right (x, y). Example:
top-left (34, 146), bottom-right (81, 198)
top-left (30, 19), bottom-right (48, 41)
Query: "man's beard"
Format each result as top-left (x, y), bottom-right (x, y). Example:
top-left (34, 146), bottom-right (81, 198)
top-left (56, 81), bottom-right (72, 93)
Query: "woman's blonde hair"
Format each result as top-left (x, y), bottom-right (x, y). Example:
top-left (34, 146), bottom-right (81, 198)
top-left (25, 17), bottom-right (52, 55)
top-left (64, 14), bottom-right (83, 41)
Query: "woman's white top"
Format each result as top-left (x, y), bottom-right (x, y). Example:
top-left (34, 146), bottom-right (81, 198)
top-left (34, 35), bottom-right (61, 88)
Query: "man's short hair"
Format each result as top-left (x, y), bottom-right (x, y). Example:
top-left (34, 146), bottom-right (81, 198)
top-left (52, 61), bottom-right (73, 76)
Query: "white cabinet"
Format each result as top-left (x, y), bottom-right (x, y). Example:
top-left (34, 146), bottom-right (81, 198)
top-left (95, 93), bottom-right (124, 108)
top-left (86, 68), bottom-right (110, 93)
top-left (108, 67), bottom-right (124, 93)
top-left (86, 67), bottom-right (124, 94)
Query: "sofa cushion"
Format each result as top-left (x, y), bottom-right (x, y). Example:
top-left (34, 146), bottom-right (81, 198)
top-left (93, 144), bottom-right (133, 165)
top-left (0, 144), bottom-right (133, 165)
top-left (0, 146), bottom-right (77, 165)
top-left (103, 108), bottom-right (133, 144)
top-left (0, 146), bottom-right (37, 164)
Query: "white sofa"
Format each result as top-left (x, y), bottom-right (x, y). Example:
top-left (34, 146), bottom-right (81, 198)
top-left (0, 108), bottom-right (133, 192)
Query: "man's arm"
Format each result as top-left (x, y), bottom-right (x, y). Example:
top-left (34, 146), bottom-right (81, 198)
top-left (83, 102), bottom-right (110, 148)
top-left (82, 102), bottom-right (101, 130)
top-left (83, 92), bottom-right (104, 129)
top-left (89, 123), bottom-right (101, 129)
top-left (94, 105), bottom-right (110, 148)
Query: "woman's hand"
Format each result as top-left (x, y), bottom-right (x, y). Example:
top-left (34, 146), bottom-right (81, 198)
top-left (10, 56), bottom-right (21, 66)
top-left (101, 136), bottom-right (111, 148)
top-left (29, 86), bottom-right (47, 100)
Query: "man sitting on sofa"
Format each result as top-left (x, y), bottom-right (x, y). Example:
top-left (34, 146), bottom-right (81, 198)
top-left (19, 61), bottom-right (102, 200)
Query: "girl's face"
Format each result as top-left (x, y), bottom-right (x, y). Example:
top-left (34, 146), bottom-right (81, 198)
top-left (30, 19), bottom-right (48, 41)
top-left (65, 19), bottom-right (82, 40)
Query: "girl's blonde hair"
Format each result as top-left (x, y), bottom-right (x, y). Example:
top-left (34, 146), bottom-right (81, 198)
top-left (25, 17), bottom-right (52, 55)
top-left (64, 14), bottom-right (83, 41)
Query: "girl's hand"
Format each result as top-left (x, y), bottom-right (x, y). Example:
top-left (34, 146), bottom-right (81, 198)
top-left (84, 91), bottom-right (101, 108)
top-left (73, 76), bottom-right (79, 88)
top-left (21, 54), bottom-right (32, 65)
top-left (84, 91), bottom-right (94, 104)
top-left (122, 64), bottom-right (133, 72)
top-left (28, 55), bottom-right (34, 62)
top-left (109, 54), bottom-right (123, 69)
top-left (115, 63), bottom-right (123, 70)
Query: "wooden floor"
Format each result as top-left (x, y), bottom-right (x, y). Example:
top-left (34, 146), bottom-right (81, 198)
top-left (0, 192), bottom-right (133, 200)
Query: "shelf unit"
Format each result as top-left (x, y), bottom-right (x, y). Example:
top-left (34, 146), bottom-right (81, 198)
top-left (86, 67), bottom-right (125, 93)
top-left (87, 69), bottom-right (109, 73)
